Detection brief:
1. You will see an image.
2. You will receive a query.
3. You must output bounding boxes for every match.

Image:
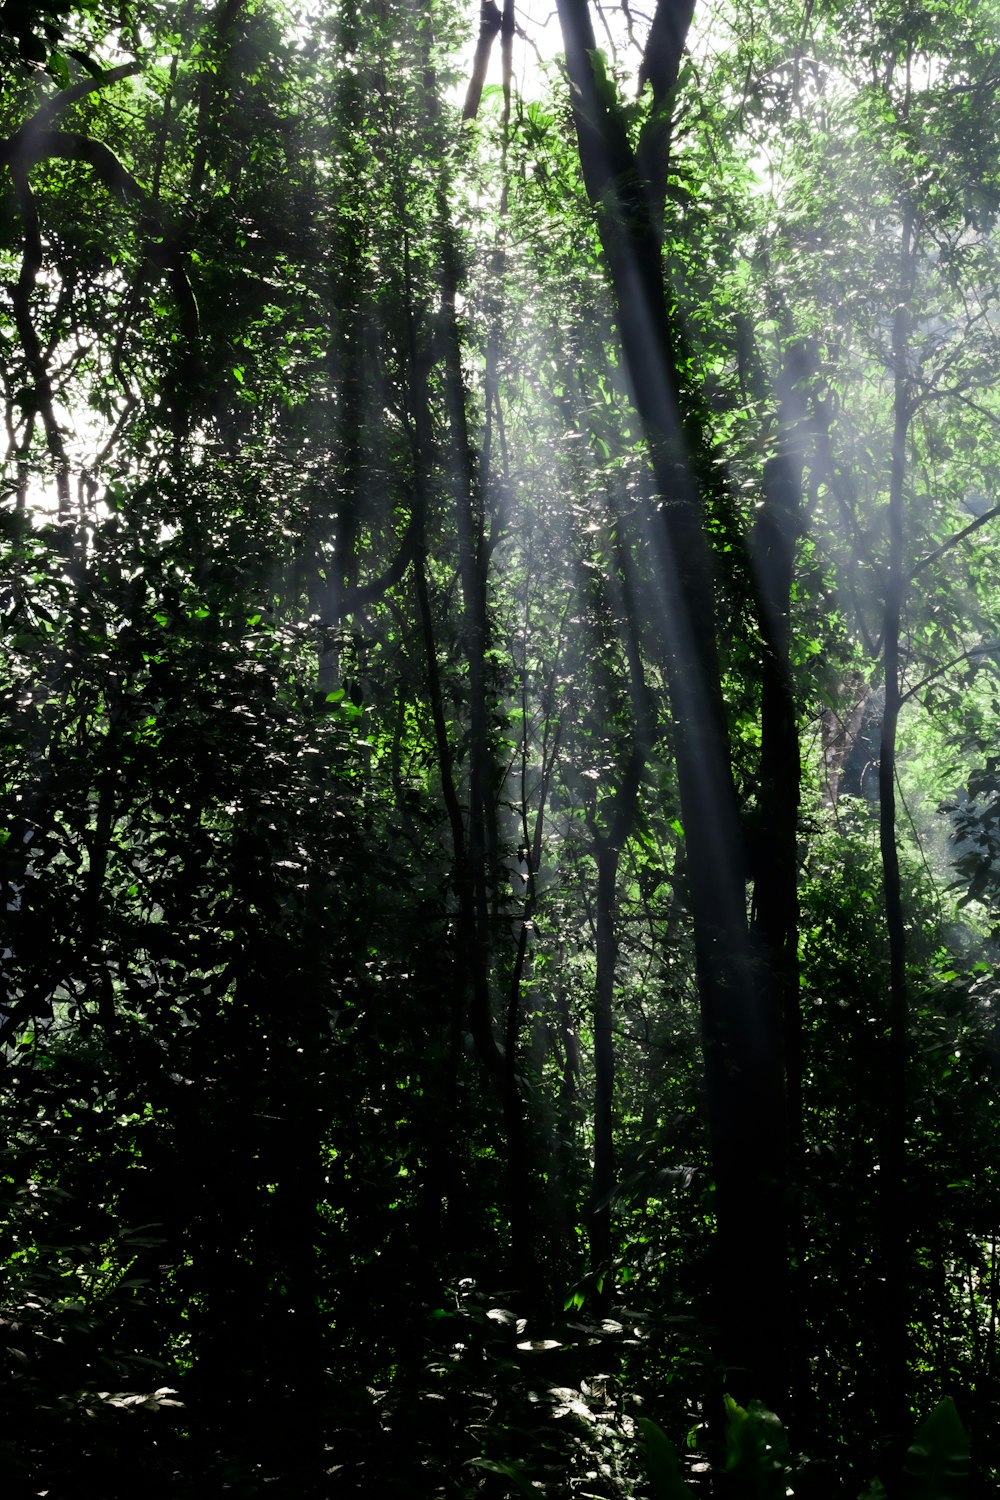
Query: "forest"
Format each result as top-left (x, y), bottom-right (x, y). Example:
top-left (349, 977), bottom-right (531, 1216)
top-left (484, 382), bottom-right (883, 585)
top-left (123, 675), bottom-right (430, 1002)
top-left (1, 0), bottom-right (1000, 1493)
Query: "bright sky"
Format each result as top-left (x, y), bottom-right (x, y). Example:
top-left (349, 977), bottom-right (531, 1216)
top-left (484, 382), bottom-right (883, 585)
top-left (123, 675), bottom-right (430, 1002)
top-left (450, 0), bottom-right (655, 105)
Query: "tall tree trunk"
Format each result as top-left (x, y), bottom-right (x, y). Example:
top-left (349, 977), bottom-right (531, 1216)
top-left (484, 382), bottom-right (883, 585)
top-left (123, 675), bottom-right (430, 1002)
top-left (554, 0), bottom-right (788, 1407)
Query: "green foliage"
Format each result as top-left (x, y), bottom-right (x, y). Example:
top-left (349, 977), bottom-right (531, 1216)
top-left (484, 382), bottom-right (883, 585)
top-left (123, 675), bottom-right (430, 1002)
top-left (0, 0), bottom-right (112, 74)
top-left (902, 1398), bottom-right (971, 1500)
top-left (723, 1395), bottom-right (790, 1500)
top-left (2, 0), bottom-right (1000, 1494)
top-left (637, 1415), bottom-right (695, 1499)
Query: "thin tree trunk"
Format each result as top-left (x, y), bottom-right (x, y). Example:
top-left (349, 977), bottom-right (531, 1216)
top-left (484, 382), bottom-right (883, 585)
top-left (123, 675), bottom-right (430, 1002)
top-left (311, 0), bottom-right (365, 690)
top-left (588, 486), bottom-right (654, 1315)
top-left (414, 7), bottom-right (538, 1289)
top-left (590, 837), bottom-right (620, 1312)
top-left (875, 202), bottom-right (915, 1455)
top-left (750, 338), bottom-right (808, 1421)
top-left (463, 0), bottom-right (502, 119)
top-left (10, 167), bottom-right (72, 519)
top-left (403, 232), bottom-right (532, 1288)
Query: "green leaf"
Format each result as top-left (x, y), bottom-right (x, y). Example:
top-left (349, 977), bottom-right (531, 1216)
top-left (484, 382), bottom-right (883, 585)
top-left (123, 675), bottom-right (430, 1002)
top-left (902, 1397), bottom-right (970, 1499)
top-left (466, 1457), bottom-right (535, 1496)
top-left (47, 48), bottom-right (69, 86)
top-left (637, 1417), bottom-right (696, 1499)
top-left (65, 46), bottom-right (103, 75)
top-left (586, 47), bottom-right (623, 119)
top-left (724, 1395), bottom-right (789, 1500)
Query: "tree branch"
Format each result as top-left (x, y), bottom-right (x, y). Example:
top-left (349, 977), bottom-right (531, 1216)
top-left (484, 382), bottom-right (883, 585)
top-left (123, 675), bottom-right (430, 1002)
top-left (910, 503), bottom-right (1000, 581)
top-left (333, 509), bottom-right (419, 617)
top-left (899, 641), bottom-right (1000, 709)
top-left (27, 62), bottom-right (142, 134)
top-left (9, 164), bottom-right (71, 517)
top-left (1, 127), bottom-right (146, 198)
top-left (0, 127), bottom-right (201, 390)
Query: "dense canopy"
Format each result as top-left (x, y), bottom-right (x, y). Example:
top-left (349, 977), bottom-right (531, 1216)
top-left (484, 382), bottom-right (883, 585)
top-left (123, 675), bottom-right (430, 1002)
top-left (2, 0), bottom-right (1000, 1495)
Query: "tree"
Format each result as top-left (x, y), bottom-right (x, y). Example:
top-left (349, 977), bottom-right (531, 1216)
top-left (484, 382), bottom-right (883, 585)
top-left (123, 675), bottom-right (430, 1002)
top-left (552, 0), bottom-right (792, 1411)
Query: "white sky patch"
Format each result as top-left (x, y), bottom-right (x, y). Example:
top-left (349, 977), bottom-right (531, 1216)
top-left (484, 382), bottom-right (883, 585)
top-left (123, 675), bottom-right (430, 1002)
top-left (447, 0), bottom-right (656, 109)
